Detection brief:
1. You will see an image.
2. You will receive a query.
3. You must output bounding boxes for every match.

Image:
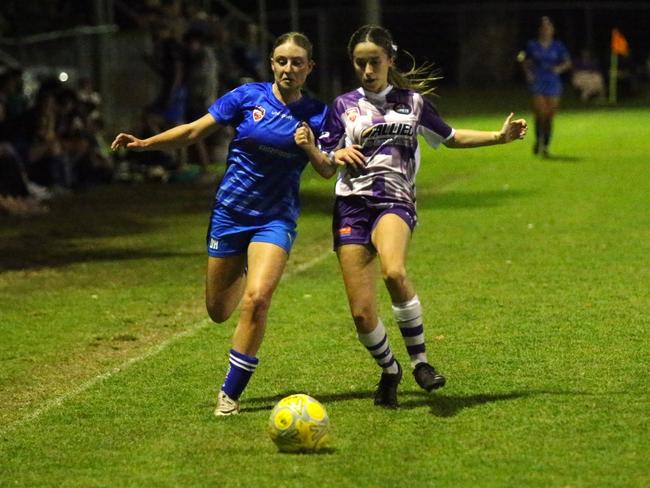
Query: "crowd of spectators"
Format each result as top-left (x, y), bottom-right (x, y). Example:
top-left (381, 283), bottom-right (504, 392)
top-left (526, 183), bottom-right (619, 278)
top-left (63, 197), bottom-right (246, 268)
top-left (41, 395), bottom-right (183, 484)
top-left (115, 0), bottom-right (265, 181)
top-left (1, 0), bottom-right (266, 217)
top-left (0, 70), bottom-right (112, 216)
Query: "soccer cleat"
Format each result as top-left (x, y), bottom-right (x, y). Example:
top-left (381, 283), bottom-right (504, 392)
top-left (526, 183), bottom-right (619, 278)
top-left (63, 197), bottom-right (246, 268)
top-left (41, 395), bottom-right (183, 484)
top-left (214, 390), bottom-right (240, 417)
top-left (413, 362), bottom-right (446, 392)
top-left (374, 361), bottom-right (402, 408)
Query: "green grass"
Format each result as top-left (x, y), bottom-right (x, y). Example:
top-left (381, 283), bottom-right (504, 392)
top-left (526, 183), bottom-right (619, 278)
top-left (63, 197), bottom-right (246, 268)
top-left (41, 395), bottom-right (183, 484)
top-left (1, 103), bottom-right (649, 487)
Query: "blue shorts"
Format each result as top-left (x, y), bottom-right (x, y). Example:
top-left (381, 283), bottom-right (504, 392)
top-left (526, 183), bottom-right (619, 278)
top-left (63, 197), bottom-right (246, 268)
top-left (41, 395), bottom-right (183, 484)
top-left (332, 195), bottom-right (417, 249)
top-left (207, 204), bottom-right (297, 257)
top-left (529, 77), bottom-right (563, 97)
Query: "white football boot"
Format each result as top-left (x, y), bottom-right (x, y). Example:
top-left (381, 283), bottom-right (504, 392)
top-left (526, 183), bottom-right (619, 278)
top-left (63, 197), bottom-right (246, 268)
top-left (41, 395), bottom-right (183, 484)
top-left (214, 390), bottom-right (240, 417)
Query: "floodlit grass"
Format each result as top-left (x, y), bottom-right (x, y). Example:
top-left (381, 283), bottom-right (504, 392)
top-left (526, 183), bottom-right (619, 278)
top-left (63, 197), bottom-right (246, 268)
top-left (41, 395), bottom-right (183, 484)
top-left (1, 101), bottom-right (648, 487)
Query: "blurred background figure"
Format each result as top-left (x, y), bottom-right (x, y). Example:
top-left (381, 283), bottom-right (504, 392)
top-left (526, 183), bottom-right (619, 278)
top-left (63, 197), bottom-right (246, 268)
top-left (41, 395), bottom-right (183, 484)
top-left (572, 49), bottom-right (606, 102)
top-left (183, 28), bottom-right (218, 177)
top-left (147, 19), bottom-right (186, 126)
top-left (519, 16), bottom-right (571, 158)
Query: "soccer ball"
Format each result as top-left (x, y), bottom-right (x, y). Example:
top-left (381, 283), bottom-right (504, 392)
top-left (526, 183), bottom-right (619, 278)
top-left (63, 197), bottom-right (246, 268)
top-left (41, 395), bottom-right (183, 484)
top-left (268, 394), bottom-right (331, 453)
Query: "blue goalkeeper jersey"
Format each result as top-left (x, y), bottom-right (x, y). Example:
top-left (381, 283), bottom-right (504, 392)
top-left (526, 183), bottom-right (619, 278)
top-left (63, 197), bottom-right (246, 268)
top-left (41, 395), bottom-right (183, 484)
top-left (208, 82), bottom-right (328, 223)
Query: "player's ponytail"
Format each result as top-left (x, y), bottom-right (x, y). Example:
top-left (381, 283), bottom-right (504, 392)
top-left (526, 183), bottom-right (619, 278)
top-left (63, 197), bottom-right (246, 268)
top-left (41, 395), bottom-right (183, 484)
top-left (347, 25), bottom-right (439, 96)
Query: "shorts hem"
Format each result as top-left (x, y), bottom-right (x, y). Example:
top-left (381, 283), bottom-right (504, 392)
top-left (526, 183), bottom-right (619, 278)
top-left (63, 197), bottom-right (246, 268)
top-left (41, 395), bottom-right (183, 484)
top-left (207, 249), bottom-right (247, 258)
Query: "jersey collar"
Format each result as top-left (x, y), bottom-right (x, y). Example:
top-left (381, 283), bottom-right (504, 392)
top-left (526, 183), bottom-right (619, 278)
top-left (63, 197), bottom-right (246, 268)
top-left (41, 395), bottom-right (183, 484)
top-left (359, 84), bottom-right (394, 104)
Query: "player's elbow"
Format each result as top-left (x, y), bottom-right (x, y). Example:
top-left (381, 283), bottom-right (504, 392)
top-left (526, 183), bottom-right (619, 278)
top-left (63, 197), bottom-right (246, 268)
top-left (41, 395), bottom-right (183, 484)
top-left (443, 136), bottom-right (461, 149)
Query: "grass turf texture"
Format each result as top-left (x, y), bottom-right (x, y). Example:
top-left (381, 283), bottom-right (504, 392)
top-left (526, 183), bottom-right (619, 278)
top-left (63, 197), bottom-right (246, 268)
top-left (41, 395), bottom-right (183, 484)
top-left (1, 101), bottom-right (648, 486)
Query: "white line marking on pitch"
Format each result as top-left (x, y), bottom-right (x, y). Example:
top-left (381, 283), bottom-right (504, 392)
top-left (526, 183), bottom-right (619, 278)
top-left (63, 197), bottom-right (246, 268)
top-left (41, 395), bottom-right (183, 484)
top-left (1, 251), bottom-right (331, 435)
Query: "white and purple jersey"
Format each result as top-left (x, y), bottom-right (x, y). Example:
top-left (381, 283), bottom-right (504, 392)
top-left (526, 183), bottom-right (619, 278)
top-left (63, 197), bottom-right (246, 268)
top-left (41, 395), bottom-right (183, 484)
top-left (319, 85), bottom-right (455, 204)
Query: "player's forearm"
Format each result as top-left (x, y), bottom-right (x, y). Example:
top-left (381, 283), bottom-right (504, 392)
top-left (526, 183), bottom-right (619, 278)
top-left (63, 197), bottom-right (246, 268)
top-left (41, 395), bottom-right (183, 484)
top-left (305, 146), bottom-right (336, 179)
top-left (445, 129), bottom-right (504, 148)
top-left (142, 124), bottom-right (200, 151)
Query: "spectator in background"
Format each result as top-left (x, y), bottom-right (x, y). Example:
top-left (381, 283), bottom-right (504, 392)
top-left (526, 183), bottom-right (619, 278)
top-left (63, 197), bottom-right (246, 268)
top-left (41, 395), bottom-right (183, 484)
top-left (232, 22), bottom-right (265, 83)
top-left (184, 28), bottom-right (218, 174)
top-left (0, 78), bottom-right (48, 216)
top-left (519, 16), bottom-right (571, 157)
top-left (77, 77), bottom-right (102, 116)
top-left (19, 87), bottom-right (71, 189)
top-left (1, 69), bottom-right (28, 124)
top-left (571, 49), bottom-right (605, 102)
top-left (212, 22), bottom-right (240, 93)
top-left (148, 19), bottom-right (186, 125)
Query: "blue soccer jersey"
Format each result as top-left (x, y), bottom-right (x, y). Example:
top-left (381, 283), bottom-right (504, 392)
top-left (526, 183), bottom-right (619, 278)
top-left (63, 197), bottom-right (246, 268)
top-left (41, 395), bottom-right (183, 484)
top-left (525, 39), bottom-right (570, 96)
top-left (208, 82), bottom-right (328, 223)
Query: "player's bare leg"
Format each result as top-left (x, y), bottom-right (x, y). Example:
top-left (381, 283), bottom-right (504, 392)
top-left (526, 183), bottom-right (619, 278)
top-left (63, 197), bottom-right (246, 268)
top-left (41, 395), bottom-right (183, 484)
top-left (206, 255), bottom-right (247, 323)
top-left (215, 242), bottom-right (288, 417)
top-left (337, 244), bottom-right (402, 407)
top-left (232, 242), bottom-right (288, 355)
top-left (372, 213), bottom-right (415, 303)
top-left (337, 244), bottom-right (379, 334)
top-left (372, 213), bottom-right (446, 391)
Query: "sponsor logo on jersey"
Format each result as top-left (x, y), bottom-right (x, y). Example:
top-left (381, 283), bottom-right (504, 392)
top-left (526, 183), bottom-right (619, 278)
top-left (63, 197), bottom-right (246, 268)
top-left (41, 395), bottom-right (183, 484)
top-left (363, 123), bottom-right (414, 139)
top-left (209, 238), bottom-right (219, 250)
top-left (393, 103), bottom-right (412, 115)
top-left (252, 106), bottom-right (265, 122)
top-left (338, 226), bottom-right (352, 236)
top-left (345, 107), bottom-right (359, 122)
top-left (272, 110), bottom-right (294, 119)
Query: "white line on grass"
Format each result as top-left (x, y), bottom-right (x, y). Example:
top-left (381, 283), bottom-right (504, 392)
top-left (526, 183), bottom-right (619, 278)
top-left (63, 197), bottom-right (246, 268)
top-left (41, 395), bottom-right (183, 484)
top-left (2, 251), bottom-right (331, 435)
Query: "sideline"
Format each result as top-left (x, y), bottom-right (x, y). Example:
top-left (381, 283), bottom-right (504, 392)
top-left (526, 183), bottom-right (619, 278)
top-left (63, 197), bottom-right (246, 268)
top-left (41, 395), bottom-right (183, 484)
top-left (1, 252), bottom-right (331, 435)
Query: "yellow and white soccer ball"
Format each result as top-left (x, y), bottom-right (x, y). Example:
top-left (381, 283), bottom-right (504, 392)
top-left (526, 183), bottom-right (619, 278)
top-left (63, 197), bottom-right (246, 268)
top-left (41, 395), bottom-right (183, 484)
top-left (268, 394), bottom-right (331, 453)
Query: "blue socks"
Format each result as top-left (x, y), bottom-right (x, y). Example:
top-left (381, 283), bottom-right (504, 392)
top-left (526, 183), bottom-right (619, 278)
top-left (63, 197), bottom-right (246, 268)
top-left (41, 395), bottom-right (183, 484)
top-left (221, 349), bottom-right (259, 400)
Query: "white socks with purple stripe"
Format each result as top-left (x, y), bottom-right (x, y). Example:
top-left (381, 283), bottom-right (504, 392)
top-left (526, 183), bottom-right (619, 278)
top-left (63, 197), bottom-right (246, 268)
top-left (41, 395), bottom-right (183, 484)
top-left (357, 319), bottom-right (400, 375)
top-left (392, 295), bottom-right (428, 368)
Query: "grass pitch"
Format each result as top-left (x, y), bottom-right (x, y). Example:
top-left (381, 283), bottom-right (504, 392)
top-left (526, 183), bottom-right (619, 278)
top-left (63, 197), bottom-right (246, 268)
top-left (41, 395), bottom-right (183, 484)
top-left (1, 98), bottom-right (648, 487)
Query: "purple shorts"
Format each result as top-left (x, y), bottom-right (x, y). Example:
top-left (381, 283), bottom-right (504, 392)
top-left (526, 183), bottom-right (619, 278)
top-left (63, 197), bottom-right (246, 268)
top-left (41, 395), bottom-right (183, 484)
top-left (332, 195), bottom-right (417, 249)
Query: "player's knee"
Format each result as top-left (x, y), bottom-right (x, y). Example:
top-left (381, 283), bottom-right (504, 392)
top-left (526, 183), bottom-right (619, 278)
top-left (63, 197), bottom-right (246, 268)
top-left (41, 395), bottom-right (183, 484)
top-left (206, 302), bottom-right (232, 324)
top-left (241, 289), bottom-right (272, 316)
top-left (350, 305), bottom-right (374, 330)
top-left (381, 265), bottom-right (408, 288)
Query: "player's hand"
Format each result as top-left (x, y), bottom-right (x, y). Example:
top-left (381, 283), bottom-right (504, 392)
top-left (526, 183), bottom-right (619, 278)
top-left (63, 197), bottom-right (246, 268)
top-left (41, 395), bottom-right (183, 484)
top-left (499, 113), bottom-right (528, 143)
top-left (333, 145), bottom-right (365, 171)
top-left (294, 122), bottom-right (315, 148)
top-left (110, 133), bottom-right (146, 152)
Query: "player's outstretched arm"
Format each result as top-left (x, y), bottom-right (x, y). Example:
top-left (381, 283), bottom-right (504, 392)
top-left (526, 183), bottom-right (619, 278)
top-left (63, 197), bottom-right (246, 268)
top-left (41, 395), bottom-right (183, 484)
top-left (444, 113), bottom-right (528, 149)
top-left (111, 114), bottom-right (220, 152)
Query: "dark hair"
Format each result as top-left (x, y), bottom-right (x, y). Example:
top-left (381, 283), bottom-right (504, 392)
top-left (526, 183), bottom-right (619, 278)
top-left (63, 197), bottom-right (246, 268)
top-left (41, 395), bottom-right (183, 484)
top-left (272, 32), bottom-right (313, 60)
top-left (347, 25), bottom-right (439, 96)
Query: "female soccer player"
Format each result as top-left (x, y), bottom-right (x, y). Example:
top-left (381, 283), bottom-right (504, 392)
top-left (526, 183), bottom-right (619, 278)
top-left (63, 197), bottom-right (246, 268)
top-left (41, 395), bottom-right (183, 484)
top-left (295, 25), bottom-right (527, 407)
top-left (519, 16), bottom-right (571, 157)
top-left (112, 32), bottom-right (335, 416)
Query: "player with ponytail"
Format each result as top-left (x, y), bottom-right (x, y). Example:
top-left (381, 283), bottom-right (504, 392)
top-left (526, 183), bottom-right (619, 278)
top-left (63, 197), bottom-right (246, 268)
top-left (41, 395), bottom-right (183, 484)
top-left (296, 25), bottom-right (528, 407)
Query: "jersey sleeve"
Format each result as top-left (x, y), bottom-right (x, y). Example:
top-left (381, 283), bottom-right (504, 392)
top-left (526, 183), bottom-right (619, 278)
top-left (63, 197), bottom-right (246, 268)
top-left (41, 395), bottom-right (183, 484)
top-left (417, 96), bottom-right (454, 148)
top-left (208, 84), bottom-right (247, 125)
top-left (318, 97), bottom-right (347, 153)
top-left (311, 104), bottom-right (329, 139)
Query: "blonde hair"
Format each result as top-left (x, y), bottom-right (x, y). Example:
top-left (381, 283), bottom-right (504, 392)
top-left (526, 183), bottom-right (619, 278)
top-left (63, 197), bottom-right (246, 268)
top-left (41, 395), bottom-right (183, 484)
top-left (272, 31), bottom-right (313, 60)
top-left (347, 25), bottom-right (440, 96)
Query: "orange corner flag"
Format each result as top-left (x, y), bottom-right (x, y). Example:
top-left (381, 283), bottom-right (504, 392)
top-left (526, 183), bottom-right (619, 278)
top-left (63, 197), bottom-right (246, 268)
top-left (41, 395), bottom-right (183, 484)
top-left (611, 29), bottom-right (630, 56)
